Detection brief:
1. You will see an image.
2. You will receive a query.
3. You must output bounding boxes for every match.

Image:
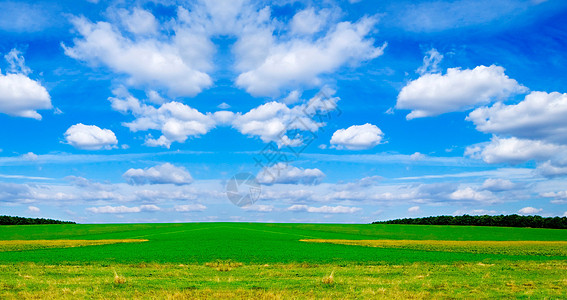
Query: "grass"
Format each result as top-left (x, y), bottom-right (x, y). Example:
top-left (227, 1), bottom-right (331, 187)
top-left (1, 261), bottom-right (565, 299)
top-left (0, 222), bottom-right (566, 298)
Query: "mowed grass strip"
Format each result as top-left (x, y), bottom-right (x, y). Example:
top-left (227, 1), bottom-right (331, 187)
top-left (300, 239), bottom-right (567, 256)
top-left (0, 239), bottom-right (149, 252)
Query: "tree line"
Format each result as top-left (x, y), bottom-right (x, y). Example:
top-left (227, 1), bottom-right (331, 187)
top-left (0, 215), bottom-right (76, 225)
top-left (373, 214), bottom-right (567, 229)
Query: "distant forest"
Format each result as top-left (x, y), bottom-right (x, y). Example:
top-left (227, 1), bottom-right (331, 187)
top-left (374, 215), bottom-right (567, 229)
top-left (0, 215), bottom-right (76, 225)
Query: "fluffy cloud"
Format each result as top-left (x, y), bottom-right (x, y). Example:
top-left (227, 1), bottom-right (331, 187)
top-left (397, 65), bottom-right (526, 119)
top-left (465, 137), bottom-right (565, 164)
top-left (27, 206), bottom-right (40, 212)
top-left (235, 15), bottom-right (385, 96)
top-left (518, 207), bottom-right (542, 215)
top-left (64, 124), bottom-right (118, 150)
top-left (63, 12), bottom-right (213, 97)
top-left (290, 8), bottom-right (329, 35)
top-left (257, 163), bottom-right (325, 185)
top-left (86, 205), bottom-right (161, 214)
top-left (174, 204), bottom-right (206, 212)
top-left (288, 204), bottom-right (362, 214)
top-left (232, 92), bottom-right (339, 145)
top-left (481, 178), bottom-right (517, 192)
top-left (123, 163), bottom-right (193, 186)
top-left (467, 92), bottom-right (567, 144)
top-left (536, 161), bottom-right (567, 178)
top-left (408, 206), bottom-right (420, 213)
top-left (0, 49), bottom-right (51, 120)
top-left (449, 187), bottom-right (495, 202)
top-left (330, 123), bottom-right (384, 150)
top-left (110, 92), bottom-right (216, 148)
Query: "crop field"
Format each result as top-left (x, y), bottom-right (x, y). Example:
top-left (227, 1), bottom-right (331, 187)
top-left (1, 222), bottom-right (566, 299)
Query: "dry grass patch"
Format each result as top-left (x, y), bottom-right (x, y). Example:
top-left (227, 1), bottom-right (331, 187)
top-left (0, 239), bottom-right (149, 252)
top-left (300, 239), bottom-right (567, 256)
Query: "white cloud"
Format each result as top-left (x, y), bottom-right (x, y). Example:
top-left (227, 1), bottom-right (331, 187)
top-left (410, 152), bottom-right (426, 161)
top-left (537, 161), bottom-right (567, 178)
top-left (397, 65), bottom-right (526, 119)
top-left (22, 152), bottom-right (38, 161)
top-left (330, 123), bottom-right (384, 150)
top-left (64, 124), bottom-right (118, 150)
top-left (110, 92), bottom-right (216, 148)
top-left (0, 49), bottom-right (51, 120)
top-left (5, 49), bottom-right (31, 75)
top-left (290, 8), bottom-right (328, 35)
top-left (288, 204), bottom-right (362, 214)
top-left (416, 48), bottom-right (443, 75)
top-left (123, 163), bottom-right (193, 186)
top-left (63, 12), bottom-right (213, 97)
top-left (408, 206), bottom-right (420, 213)
top-left (174, 204), bottom-right (206, 212)
top-left (235, 16), bottom-right (385, 96)
top-left (449, 187), bottom-right (494, 202)
top-left (465, 137), bottom-right (565, 164)
top-left (117, 7), bottom-right (158, 35)
top-left (217, 102), bottom-right (231, 109)
top-left (518, 207), bottom-right (542, 215)
top-left (257, 163), bottom-right (325, 185)
top-left (27, 206), bottom-right (40, 212)
top-left (467, 92), bottom-right (567, 144)
top-left (86, 205), bottom-right (161, 214)
top-left (481, 178), bottom-right (517, 192)
top-left (232, 93), bottom-right (339, 146)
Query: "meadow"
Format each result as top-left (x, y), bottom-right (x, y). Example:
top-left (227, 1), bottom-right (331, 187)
top-left (1, 222), bottom-right (566, 298)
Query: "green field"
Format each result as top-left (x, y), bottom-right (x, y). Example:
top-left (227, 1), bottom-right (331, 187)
top-left (1, 222), bottom-right (566, 299)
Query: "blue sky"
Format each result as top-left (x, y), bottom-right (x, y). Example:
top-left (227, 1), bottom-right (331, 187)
top-left (1, 0), bottom-right (567, 223)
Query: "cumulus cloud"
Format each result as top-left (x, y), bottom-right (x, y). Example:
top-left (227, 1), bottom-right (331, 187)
top-left (408, 206), bottom-right (420, 213)
top-left (110, 92), bottom-right (216, 148)
top-left (27, 206), bottom-right (40, 213)
top-left (64, 124), bottom-right (118, 150)
top-left (465, 137), bottom-right (565, 164)
top-left (481, 178), bottom-right (517, 192)
top-left (330, 123), bottom-right (384, 150)
top-left (288, 204), bottom-right (362, 214)
top-left (232, 92), bottom-right (339, 146)
top-left (174, 204), bottom-right (206, 212)
top-left (257, 163), bottom-right (325, 185)
top-left (536, 161), bottom-right (567, 178)
top-left (518, 206), bottom-right (542, 215)
top-left (63, 12), bottom-right (213, 97)
top-left (397, 65), bottom-right (526, 119)
top-left (449, 187), bottom-right (495, 202)
top-left (235, 15), bottom-right (385, 96)
top-left (290, 8), bottom-right (329, 35)
top-left (467, 92), bottom-right (567, 144)
top-left (0, 49), bottom-right (51, 120)
top-left (123, 163), bottom-right (193, 186)
top-left (86, 205), bottom-right (161, 214)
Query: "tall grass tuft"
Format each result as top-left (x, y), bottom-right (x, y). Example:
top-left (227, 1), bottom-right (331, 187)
top-left (322, 270), bottom-right (335, 284)
top-left (113, 269), bottom-right (126, 285)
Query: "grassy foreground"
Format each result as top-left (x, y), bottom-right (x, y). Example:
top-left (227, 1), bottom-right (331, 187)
top-left (0, 222), bottom-right (566, 298)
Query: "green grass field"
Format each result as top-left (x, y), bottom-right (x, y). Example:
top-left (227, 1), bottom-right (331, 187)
top-left (1, 222), bottom-right (566, 299)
